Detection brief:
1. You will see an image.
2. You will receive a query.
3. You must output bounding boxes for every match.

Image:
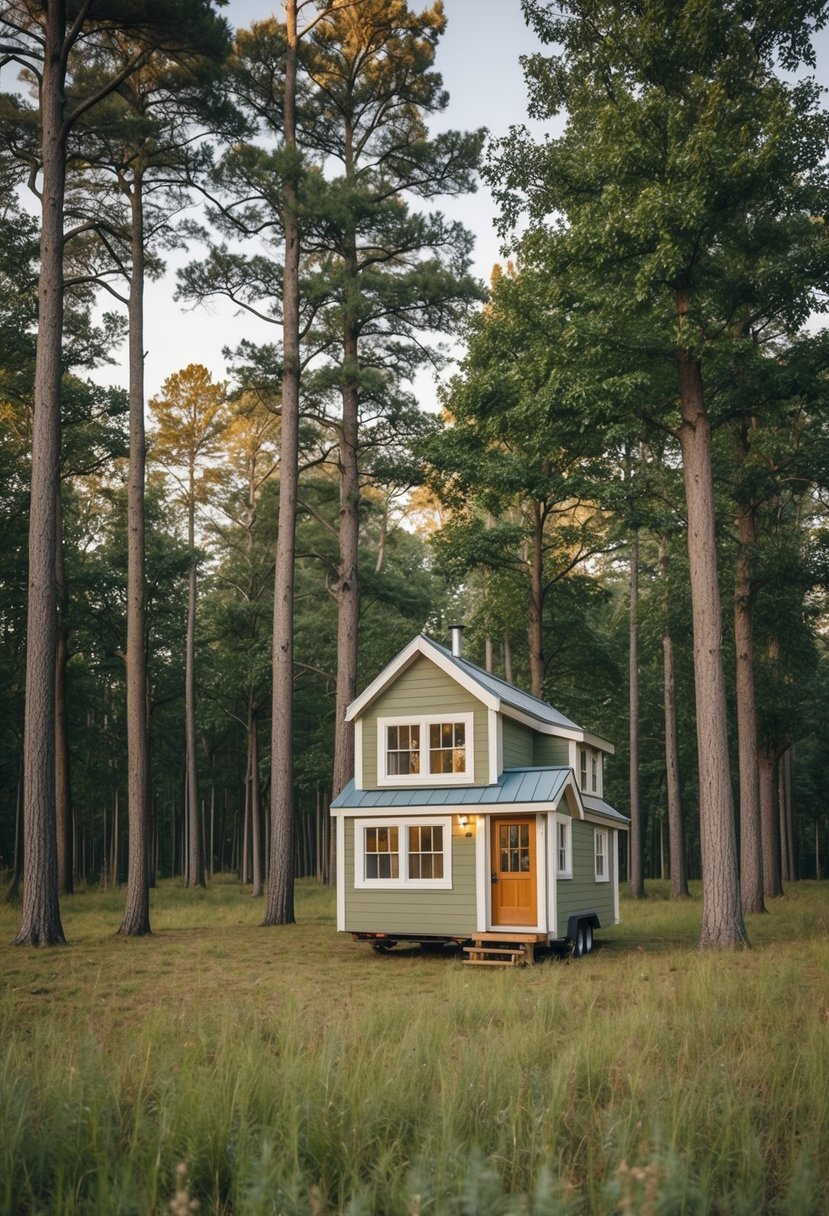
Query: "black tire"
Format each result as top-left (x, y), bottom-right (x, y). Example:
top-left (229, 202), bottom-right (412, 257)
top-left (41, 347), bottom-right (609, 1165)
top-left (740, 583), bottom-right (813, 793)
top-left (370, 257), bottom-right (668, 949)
top-left (573, 923), bottom-right (586, 958)
top-left (584, 922), bottom-right (594, 954)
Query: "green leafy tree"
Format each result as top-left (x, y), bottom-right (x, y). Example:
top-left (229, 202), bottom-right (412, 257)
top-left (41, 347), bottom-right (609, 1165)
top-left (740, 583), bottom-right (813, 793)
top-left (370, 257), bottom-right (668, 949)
top-left (491, 0), bottom-right (829, 947)
top-left (1, 0), bottom-right (231, 945)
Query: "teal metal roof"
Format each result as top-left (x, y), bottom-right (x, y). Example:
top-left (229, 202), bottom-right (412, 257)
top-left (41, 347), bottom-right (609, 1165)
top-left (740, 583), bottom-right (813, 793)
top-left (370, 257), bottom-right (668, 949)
top-left (332, 766), bottom-right (573, 810)
top-left (581, 794), bottom-right (630, 826)
top-left (427, 638), bottom-right (582, 732)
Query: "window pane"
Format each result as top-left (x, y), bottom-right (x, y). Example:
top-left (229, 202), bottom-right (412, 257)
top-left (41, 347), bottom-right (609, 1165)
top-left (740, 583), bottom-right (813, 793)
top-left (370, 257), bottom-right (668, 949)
top-left (388, 724), bottom-right (420, 775)
top-left (408, 823), bottom-right (444, 882)
top-left (365, 825), bottom-right (399, 880)
top-left (428, 721), bottom-right (466, 775)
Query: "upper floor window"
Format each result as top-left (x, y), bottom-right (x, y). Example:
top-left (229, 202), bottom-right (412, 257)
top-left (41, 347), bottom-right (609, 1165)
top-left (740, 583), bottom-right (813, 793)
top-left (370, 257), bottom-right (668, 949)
top-left (579, 748), bottom-right (588, 790)
top-left (591, 753), bottom-right (598, 793)
top-left (377, 714), bottom-right (473, 785)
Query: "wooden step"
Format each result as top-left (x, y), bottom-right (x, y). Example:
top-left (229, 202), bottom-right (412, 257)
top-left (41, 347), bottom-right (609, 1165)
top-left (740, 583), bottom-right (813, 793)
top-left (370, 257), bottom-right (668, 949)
top-left (463, 941), bottom-right (536, 967)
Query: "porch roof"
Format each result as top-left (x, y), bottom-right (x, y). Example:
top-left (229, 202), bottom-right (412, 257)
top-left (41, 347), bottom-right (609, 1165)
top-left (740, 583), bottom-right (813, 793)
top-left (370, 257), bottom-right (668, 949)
top-left (333, 766), bottom-right (574, 811)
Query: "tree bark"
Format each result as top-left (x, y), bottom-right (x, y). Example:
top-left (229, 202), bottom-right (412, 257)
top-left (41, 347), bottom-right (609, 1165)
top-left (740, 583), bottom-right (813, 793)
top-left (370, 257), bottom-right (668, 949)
top-left (734, 495), bottom-right (765, 917)
top-left (55, 487), bottom-right (73, 895)
top-left (184, 464), bottom-right (204, 887)
top-left (248, 695), bottom-right (263, 897)
top-left (528, 502), bottom-right (544, 698)
top-left (16, 0), bottom-right (68, 947)
top-left (676, 338), bottom-right (748, 948)
top-left (264, 0), bottom-right (299, 926)
top-left (629, 531), bottom-right (644, 898)
top-left (119, 173), bottom-right (151, 934)
top-left (759, 744), bottom-right (783, 898)
top-left (659, 540), bottom-right (688, 899)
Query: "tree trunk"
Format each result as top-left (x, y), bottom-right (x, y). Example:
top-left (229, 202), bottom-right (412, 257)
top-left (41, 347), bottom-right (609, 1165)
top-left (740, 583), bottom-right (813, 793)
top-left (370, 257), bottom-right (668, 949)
top-left (264, 0), bottom-right (299, 926)
top-left (676, 339), bottom-right (748, 948)
top-left (759, 745), bottom-right (783, 898)
top-left (249, 696), bottom-right (263, 896)
top-left (629, 531), bottom-right (644, 898)
top-left (119, 173), bottom-right (151, 934)
top-left (528, 503), bottom-right (544, 698)
top-left (659, 539), bottom-right (688, 898)
top-left (734, 497), bottom-right (765, 917)
top-left (330, 352), bottom-right (360, 806)
top-left (16, 1), bottom-right (67, 946)
top-left (55, 487), bottom-right (73, 895)
top-left (184, 481), bottom-right (204, 887)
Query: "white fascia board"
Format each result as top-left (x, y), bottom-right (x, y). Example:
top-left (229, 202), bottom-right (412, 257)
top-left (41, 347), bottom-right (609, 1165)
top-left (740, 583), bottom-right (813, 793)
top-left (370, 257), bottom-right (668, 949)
top-left (344, 635), bottom-right (499, 722)
top-left (583, 811), bottom-right (629, 831)
top-left (335, 799), bottom-right (571, 818)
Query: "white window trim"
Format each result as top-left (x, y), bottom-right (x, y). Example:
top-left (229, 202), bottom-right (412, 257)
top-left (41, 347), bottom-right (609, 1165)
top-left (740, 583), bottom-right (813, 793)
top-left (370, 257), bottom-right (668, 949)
top-left (594, 828), bottom-right (610, 882)
top-left (354, 816), bottom-right (453, 890)
top-left (376, 713), bottom-right (474, 786)
top-left (555, 813), bottom-right (572, 879)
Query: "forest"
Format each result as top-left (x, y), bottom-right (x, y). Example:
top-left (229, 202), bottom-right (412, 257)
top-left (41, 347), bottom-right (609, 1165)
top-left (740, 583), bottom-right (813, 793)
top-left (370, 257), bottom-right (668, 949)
top-left (1, 0), bottom-right (828, 950)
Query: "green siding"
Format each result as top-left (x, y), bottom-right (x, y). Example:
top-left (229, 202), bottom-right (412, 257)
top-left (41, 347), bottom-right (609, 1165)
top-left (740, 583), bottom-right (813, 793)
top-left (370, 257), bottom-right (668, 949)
top-left (502, 717), bottom-right (534, 767)
top-left (555, 820), bottom-right (616, 937)
top-left (534, 735), bottom-right (570, 766)
top-left (343, 819), bottom-right (477, 936)
top-left (360, 655), bottom-right (488, 788)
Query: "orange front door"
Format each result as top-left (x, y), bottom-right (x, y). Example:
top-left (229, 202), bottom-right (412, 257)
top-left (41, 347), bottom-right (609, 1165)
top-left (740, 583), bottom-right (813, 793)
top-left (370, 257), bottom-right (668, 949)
top-left (491, 817), bottom-right (537, 926)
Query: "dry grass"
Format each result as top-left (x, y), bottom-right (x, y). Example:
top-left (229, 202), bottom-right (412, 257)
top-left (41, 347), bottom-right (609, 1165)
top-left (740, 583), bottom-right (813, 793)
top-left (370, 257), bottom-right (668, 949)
top-left (2, 876), bottom-right (828, 1214)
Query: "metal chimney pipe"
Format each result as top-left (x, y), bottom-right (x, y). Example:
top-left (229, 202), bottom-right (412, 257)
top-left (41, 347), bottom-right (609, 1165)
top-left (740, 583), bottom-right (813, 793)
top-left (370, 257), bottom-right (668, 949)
top-left (450, 624), bottom-right (464, 658)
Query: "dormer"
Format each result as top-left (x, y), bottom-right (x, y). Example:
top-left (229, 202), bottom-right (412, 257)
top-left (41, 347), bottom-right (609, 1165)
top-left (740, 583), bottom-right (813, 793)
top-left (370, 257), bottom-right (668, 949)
top-left (345, 634), bottom-right (613, 792)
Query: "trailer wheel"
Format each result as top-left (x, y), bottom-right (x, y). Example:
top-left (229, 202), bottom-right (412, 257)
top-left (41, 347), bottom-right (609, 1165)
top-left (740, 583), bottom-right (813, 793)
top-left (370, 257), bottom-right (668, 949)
top-left (573, 923), bottom-right (586, 958)
top-left (370, 940), bottom-right (396, 953)
top-left (583, 922), bottom-right (594, 954)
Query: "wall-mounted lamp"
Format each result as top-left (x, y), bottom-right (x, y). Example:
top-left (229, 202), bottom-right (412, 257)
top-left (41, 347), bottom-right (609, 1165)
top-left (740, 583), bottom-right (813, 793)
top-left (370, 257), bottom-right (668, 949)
top-left (458, 813), bottom-right (475, 837)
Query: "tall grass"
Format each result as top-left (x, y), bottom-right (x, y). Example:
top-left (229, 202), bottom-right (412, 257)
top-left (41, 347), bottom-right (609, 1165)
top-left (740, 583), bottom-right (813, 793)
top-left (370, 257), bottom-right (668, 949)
top-left (1, 877), bottom-right (828, 1213)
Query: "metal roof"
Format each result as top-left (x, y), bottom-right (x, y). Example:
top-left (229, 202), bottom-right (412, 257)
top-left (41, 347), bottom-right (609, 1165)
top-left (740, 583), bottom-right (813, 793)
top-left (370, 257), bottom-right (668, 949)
top-left (581, 793), bottom-right (630, 825)
top-left (427, 638), bottom-right (583, 732)
top-left (333, 766), bottom-right (573, 811)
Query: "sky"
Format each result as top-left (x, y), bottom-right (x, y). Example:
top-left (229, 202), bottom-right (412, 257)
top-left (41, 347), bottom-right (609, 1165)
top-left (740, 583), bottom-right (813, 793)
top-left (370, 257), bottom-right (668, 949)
top-left (128, 0), bottom-right (549, 405)
top-left (3, 2), bottom-right (826, 404)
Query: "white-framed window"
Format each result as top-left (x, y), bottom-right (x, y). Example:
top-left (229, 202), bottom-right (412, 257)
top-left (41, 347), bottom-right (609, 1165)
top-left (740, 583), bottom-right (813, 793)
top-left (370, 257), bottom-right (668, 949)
top-left (594, 828), bottom-right (610, 882)
top-left (354, 816), bottom-right (453, 889)
top-left (377, 714), bottom-right (474, 785)
top-left (556, 814), bottom-right (572, 878)
top-left (579, 748), bottom-right (588, 790)
top-left (591, 753), bottom-right (598, 793)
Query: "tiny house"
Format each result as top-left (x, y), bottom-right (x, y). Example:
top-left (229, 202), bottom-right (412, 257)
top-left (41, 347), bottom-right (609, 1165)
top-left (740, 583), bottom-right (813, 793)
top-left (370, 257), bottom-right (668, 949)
top-left (331, 631), bottom-right (628, 964)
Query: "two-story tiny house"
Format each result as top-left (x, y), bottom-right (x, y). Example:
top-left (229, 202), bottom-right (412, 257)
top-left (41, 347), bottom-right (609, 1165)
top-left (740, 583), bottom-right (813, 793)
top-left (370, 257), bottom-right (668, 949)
top-left (331, 631), bottom-right (628, 962)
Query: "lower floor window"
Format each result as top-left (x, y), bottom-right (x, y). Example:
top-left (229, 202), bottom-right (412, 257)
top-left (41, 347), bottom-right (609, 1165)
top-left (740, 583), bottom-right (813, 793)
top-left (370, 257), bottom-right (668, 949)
top-left (355, 816), bottom-right (452, 889)
top-left (364, 825), bottom-right (399, 879)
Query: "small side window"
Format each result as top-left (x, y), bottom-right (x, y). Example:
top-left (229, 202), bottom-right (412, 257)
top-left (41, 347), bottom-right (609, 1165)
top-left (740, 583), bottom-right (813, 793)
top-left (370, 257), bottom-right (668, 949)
top-left (556, 816), bottom-right (572, 878)
top-left (594, 829), bottom-right (609, 882)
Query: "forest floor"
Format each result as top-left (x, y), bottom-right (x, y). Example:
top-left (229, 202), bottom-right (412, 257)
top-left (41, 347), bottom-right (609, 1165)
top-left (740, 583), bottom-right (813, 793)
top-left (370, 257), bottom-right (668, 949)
top-left (1, 876), bottom-right (828, 1215)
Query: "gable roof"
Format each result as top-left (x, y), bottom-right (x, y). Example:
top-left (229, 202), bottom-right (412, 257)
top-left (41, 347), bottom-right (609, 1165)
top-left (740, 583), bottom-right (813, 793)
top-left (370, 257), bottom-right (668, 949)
top-left (345, 633), bottom-right (613, 753)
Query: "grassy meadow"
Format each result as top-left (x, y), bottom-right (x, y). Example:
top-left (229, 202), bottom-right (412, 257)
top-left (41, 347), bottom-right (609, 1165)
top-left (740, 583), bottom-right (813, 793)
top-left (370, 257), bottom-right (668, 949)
top-left (1, 877), bottom-right (828, 1215)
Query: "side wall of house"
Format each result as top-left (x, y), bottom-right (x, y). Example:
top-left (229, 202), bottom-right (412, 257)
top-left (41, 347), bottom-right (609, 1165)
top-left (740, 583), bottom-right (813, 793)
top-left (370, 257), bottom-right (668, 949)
top-left (555, 820), bottom-right (617, 938)
top-left (360, 656), bottom-right (487, 789)
top-left (534, 735), bottom-right (571, 766)
top-left (343, 818), bottom-right (478, 936)
top-left (502, 717), bottom-right (534, 767)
